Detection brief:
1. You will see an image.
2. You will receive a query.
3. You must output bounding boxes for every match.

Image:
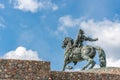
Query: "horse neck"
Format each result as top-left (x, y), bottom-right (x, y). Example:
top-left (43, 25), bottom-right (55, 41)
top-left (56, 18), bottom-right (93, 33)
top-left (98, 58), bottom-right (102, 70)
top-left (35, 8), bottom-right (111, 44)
top-left (66, 41), bottom-right (72, 49)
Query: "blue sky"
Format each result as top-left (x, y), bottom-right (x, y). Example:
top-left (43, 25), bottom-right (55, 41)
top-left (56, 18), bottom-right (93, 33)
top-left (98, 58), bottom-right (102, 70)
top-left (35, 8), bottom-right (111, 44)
top-left (0, 0), bottom-right (120, 71)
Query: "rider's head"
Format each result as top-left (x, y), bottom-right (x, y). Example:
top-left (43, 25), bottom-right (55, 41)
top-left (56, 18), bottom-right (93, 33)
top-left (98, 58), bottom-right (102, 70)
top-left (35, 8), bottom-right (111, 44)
top-left (79, 29), bottom-right (84, 34)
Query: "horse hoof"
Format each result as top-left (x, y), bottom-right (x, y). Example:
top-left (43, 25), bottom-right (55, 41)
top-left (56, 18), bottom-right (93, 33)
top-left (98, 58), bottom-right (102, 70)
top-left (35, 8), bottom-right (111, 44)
top-left (66, 66), bottom-right (73, 70)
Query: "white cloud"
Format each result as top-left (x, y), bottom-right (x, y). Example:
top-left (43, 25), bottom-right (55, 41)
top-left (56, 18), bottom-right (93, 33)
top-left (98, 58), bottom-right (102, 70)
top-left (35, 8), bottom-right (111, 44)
top-left (56, 15), bottom-right (120, 67)
top-left (2, 46), bottom-right (42, 61)
top-left (10, 0), bottom-right (58, 13)
top-left (59, 15), bottom-right (80, 27)
top-left (52, 4), bottom-right (58, 11)
top-left (56, 15), bottom-right (82, 34)
top-left (107, 58), bottom-right (120, 67)
top-left (0, 3), bottom-right (5, 9)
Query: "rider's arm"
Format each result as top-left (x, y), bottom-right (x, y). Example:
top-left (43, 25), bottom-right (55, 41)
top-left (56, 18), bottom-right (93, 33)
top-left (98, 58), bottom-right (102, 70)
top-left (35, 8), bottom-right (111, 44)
top-left (84, 36), bottom-right (98, 41)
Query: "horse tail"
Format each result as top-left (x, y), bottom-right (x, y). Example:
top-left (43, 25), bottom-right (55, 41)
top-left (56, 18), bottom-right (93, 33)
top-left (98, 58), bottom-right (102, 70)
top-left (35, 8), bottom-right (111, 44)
top-left (94, 46), bottom-right (106, 67)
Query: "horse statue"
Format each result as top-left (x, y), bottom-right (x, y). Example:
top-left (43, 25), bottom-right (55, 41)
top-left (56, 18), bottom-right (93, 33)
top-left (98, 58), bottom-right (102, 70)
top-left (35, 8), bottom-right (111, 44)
top-left (62, 37), bottom-right (106, 71)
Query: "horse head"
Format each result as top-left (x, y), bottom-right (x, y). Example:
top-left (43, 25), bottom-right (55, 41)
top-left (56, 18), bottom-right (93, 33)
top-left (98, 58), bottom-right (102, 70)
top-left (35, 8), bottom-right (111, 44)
top-left (62, 37), bottom-right (68, 48)
top-left (62, 37), bottom-right (74, 49)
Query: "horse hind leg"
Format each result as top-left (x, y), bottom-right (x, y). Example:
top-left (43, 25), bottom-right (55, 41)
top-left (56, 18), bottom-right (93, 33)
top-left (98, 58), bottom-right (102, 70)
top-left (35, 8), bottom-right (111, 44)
top-left (99, 50), bottom-right (106, 67)
top-left (94, 46), bottom-right (106, 67)
top-left (89, 60), bottom-right (96, 69)
top-left (82, 55), bottom-right (96, 70)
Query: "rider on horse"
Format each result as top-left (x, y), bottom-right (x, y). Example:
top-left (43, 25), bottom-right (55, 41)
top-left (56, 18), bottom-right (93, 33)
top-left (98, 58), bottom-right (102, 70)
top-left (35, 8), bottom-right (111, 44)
top-left (69, 29), bottom-right (98, 58)
top-left (74, 29), bottom-right (98, 47)
top-left (62, 29), bottom-right (106, 71)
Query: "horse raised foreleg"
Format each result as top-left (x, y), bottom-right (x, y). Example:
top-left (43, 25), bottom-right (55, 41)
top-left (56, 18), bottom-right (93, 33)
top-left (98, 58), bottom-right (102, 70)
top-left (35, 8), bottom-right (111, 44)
top-left (81, 55), bottom-right (96, 70)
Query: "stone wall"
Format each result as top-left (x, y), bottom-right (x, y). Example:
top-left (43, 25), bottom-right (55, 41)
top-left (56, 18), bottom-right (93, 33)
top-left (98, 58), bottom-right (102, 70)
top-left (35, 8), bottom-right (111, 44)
top-left (0, 59), bottom-right (120, 80)
top-left (0, 59), bottom-right (50, 79)
top-left (50, 69), bottom-right (120, 80)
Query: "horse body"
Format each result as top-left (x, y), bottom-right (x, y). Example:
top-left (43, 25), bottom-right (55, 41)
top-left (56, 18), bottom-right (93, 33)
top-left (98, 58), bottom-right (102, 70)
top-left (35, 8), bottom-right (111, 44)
top-left (62, 37), bottom-right (106, 71)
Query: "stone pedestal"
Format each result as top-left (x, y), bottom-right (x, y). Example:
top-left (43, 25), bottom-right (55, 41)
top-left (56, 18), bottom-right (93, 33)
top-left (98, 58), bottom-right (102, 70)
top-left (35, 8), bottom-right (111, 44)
top-left (50, 68), bottom-right (120, 80)
top-left (0, 59), bottom-right (120, 80)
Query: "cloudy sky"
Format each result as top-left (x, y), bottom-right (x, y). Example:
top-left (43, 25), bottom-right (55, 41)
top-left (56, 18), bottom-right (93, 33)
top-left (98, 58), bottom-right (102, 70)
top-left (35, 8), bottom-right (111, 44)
top-left (0, 0), bottom-right (120, 71)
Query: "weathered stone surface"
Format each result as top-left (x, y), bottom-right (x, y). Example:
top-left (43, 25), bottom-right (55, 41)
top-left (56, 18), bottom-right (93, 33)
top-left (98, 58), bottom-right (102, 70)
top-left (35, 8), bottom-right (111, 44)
top-left (0, 59), bottom-right (50, 79)
top-left (0, 59), bottom-right (120, 80)
top-left (50, 68), bottom-right (120, 80)
top-left (82, 67), bottom-right (120, 75)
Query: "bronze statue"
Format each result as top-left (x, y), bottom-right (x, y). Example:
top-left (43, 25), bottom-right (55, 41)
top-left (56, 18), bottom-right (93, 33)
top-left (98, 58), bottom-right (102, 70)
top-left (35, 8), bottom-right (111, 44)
top-left (62, 29), bottom-right (106, 71)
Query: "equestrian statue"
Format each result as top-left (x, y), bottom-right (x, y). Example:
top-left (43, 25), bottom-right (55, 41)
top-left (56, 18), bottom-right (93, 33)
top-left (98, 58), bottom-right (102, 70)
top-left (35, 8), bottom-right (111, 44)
top-left (62, 29), bottom-right (106, 71)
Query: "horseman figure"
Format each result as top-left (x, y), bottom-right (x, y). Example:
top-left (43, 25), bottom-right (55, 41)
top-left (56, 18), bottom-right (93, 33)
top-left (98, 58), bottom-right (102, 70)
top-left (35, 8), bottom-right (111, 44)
top-left (69, 29), bottom-right (98, 58)
top-left (62, 29), bottom-right (106, 71)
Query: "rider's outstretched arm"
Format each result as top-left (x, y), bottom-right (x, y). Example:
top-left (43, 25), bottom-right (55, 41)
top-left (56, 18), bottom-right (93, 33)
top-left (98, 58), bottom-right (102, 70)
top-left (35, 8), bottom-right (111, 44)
top-left (85, 36), bottom-right (98, 41)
